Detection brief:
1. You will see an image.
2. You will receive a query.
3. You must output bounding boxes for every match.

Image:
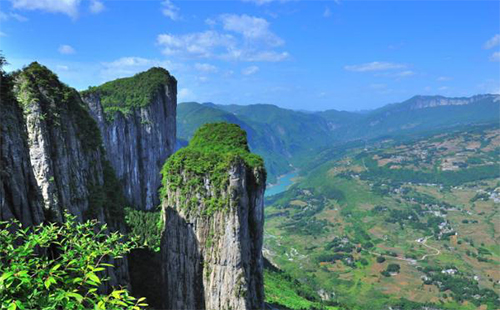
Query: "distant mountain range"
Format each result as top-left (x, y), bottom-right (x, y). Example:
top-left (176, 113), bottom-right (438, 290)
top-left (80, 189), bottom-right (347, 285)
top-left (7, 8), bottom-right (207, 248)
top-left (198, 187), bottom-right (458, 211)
top-left (178, 94), bottom-right (499, 183)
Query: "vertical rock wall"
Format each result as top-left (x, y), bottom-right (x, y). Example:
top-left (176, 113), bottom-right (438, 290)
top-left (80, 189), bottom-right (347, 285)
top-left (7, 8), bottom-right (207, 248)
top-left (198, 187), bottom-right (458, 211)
top-left (9, 62), bottom-right (130, 289)
top-left (83, 69), bottom-right (177, 210)
top-left (12, 63), bottom-right (108, 223)
top-left (161, 123), bottom-right (266, 310)
top-left (0, 73), bottom-right (44, 226)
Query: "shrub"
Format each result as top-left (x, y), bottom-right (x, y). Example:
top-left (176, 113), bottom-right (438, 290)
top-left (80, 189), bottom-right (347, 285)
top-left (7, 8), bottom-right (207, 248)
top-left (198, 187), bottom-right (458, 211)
top-left (0, 213), bottom-right (147, 309)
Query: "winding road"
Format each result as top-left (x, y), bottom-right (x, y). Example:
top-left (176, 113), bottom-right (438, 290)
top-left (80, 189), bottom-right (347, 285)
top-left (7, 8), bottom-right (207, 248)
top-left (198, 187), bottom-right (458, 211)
top-left (367, 235), bottom-right (441, 264)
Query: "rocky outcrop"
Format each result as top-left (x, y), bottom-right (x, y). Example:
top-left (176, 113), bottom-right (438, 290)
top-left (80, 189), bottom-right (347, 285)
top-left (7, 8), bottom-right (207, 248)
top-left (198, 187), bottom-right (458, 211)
top-left (82, 68), bottom-right (177, 210)
top-left (0, 72), bottom-right (44, 226)
top-left (400, 94), bottom-right (500, 111)
top-left (10, 62), bottom-right (130, 288)
top-left (161, 123), bottom-right (266, 310)
top-left (12, 62), bottom-right (112, 223)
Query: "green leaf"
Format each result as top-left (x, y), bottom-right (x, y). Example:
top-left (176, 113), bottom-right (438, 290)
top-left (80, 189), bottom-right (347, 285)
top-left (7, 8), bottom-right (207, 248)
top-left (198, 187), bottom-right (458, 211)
top-left (111, 290), bottom-right (124, 299)
top-left (66, 292), bottom-right (84, 303)
top-left (50, 264), bottom-right (61, 272)
top-left (87, 272), bottom-right (101, 284)
top-left (44, 277), bottom-right (56, 289)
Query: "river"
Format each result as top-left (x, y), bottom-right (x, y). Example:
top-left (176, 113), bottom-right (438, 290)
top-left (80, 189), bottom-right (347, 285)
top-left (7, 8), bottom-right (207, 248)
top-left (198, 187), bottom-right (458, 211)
top-left (265, 171), bottom-right (298, 197)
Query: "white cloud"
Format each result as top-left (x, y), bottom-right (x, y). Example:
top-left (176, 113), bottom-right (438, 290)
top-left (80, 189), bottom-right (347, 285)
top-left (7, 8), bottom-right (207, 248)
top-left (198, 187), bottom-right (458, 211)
top-left (476, 79), bottom-right (500, 95)
top-left (194, 63), bottom-right (218, 73)
top-left (344, 61), bottom-right (406, 72)
top-left (89, 0), bottom-right (104, 14)
top-left (157, 29), bottom-right (289, 62)
top-left (157, 14), bottom-right (288, 62)
top-left (489, 51), bottom-right (500, 62)
top-left (99, 56), bottom-right (179, 80)
top-left (56, 65), bottom-right (69, 71)
top-left (394, 70), bottom-right (415, 77)
top-left (58, 44), bottom-right (76, 55)
top-left (205, 18), bottom-right (216, 27)
top-left (439, 86), bottom-right (449, 91)
top-left (240, 50), bottom-right (289, 62)
top-left (10, 0), bottom-right (82, 18)
top-left (323, 7), bottom-right (331, 18)
top-left (178, 88), bottom-right (194, 101)
top-left (242, 0), bottom-right (281, 5)
top-left (220, 14), bottom-right (284, 46)
top-left (10, 12), bottom-right (28, 21)
top-left (484, 34), bottom-right (500, 49)
top-left (157, 31), bottom-right (235, 58)
top-left (161, 0), bottom-right (180, 21)
top-left (369, 83), bottom-right (386, 89)
top-left (0, 10), bottom-right (28, 21)
top-left (242, 65), bottom-right (259, 75)
top-left (437, 76), bottom-right (452, 81)
top-left (0, 31), bottom-right (6, 37)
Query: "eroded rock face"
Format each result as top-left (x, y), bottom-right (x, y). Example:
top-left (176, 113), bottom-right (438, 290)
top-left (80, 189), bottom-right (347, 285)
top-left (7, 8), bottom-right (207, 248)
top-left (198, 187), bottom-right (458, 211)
top-left (161, 123), bottom-right (266, 310)
top-left (83, 72), bottom-right (177, 210)
top-left (0, 74), bottom-right (44, 226)
top-left (13, 63), bottom-right (108, 223)
top-left (10, 62), bottom-right (130, 289)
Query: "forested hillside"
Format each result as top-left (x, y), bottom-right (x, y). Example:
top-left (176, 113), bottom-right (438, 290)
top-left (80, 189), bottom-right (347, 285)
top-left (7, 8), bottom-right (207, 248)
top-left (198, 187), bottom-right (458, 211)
top-left (177, 95), bottom-right (499, 184)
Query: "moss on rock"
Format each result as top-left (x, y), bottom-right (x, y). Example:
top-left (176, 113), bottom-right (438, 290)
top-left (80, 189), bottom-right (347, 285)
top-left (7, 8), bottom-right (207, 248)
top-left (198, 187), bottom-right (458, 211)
top-left (161, 122), bottom-right (265, 216)
top-left (81, 67), bottom-right (175, 119)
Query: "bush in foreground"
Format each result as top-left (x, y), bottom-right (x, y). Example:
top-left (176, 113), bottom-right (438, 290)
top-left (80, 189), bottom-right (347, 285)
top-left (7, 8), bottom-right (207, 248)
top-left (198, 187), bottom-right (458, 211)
top-left (0, 213), bottom-right (147, 310)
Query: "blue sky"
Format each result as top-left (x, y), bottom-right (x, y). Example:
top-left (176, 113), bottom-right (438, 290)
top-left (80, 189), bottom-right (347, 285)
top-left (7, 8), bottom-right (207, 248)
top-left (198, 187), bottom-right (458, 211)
top-left (1, 0), bottom-right (499, 111)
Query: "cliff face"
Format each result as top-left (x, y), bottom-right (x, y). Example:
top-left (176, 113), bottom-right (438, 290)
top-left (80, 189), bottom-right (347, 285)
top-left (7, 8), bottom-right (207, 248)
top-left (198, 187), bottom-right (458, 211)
top-left (12, 63), bottom-right (113, 223)
top-left (160, 123), bottom-right (266, 310)
top-left (9, 62), bottom-right (130, 288)
top-left (82, 68), bottom-right (177, 210)
top-left (0, 73), bottom-right (44, 226)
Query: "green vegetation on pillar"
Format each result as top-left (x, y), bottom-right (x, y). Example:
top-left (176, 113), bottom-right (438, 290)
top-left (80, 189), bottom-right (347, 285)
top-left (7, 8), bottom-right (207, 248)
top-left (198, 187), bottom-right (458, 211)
top-left (81, 67), bottom-right (175, 118)
top-left (161, 122), bottom-right (265, 216)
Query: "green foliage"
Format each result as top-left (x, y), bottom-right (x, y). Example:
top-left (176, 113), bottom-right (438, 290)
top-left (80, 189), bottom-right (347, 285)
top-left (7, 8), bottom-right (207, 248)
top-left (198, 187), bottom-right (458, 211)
top-left (264, 269), bottom-right (338, 310)
top-left (0, 213), bottom-right (147, 310)
top-left (386, 263), bottom-right (400, 273)
top-left (14, 62), bottom-right (102, 152)
top-left (421, 267), bottom-right (500, 308)
top-left (360, 157), bottom-right (500, 187)
top-left (87, 161), bottom-right (128, 220)
top-left (161, 122), bottom-right (265, 217)
top-left (81, 67), bottom-right (174, 119)
top-left (124, 207), bottom-right (163, 252)
top-left (177, 96), bottom-right (499, 184)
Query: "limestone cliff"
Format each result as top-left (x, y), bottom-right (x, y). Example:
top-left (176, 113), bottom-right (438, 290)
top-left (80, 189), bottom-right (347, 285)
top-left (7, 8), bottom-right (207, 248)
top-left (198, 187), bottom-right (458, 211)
top-left (160, 123), bottom-right (266, 310)
top-left (12, 63), bottom-right (114, 222)
top-left (0, 71), bottom-right (44, 226)
top-left (82, 68), bottom-right (177, 210)
top-left (10, 62), bottom-right (130, 288)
